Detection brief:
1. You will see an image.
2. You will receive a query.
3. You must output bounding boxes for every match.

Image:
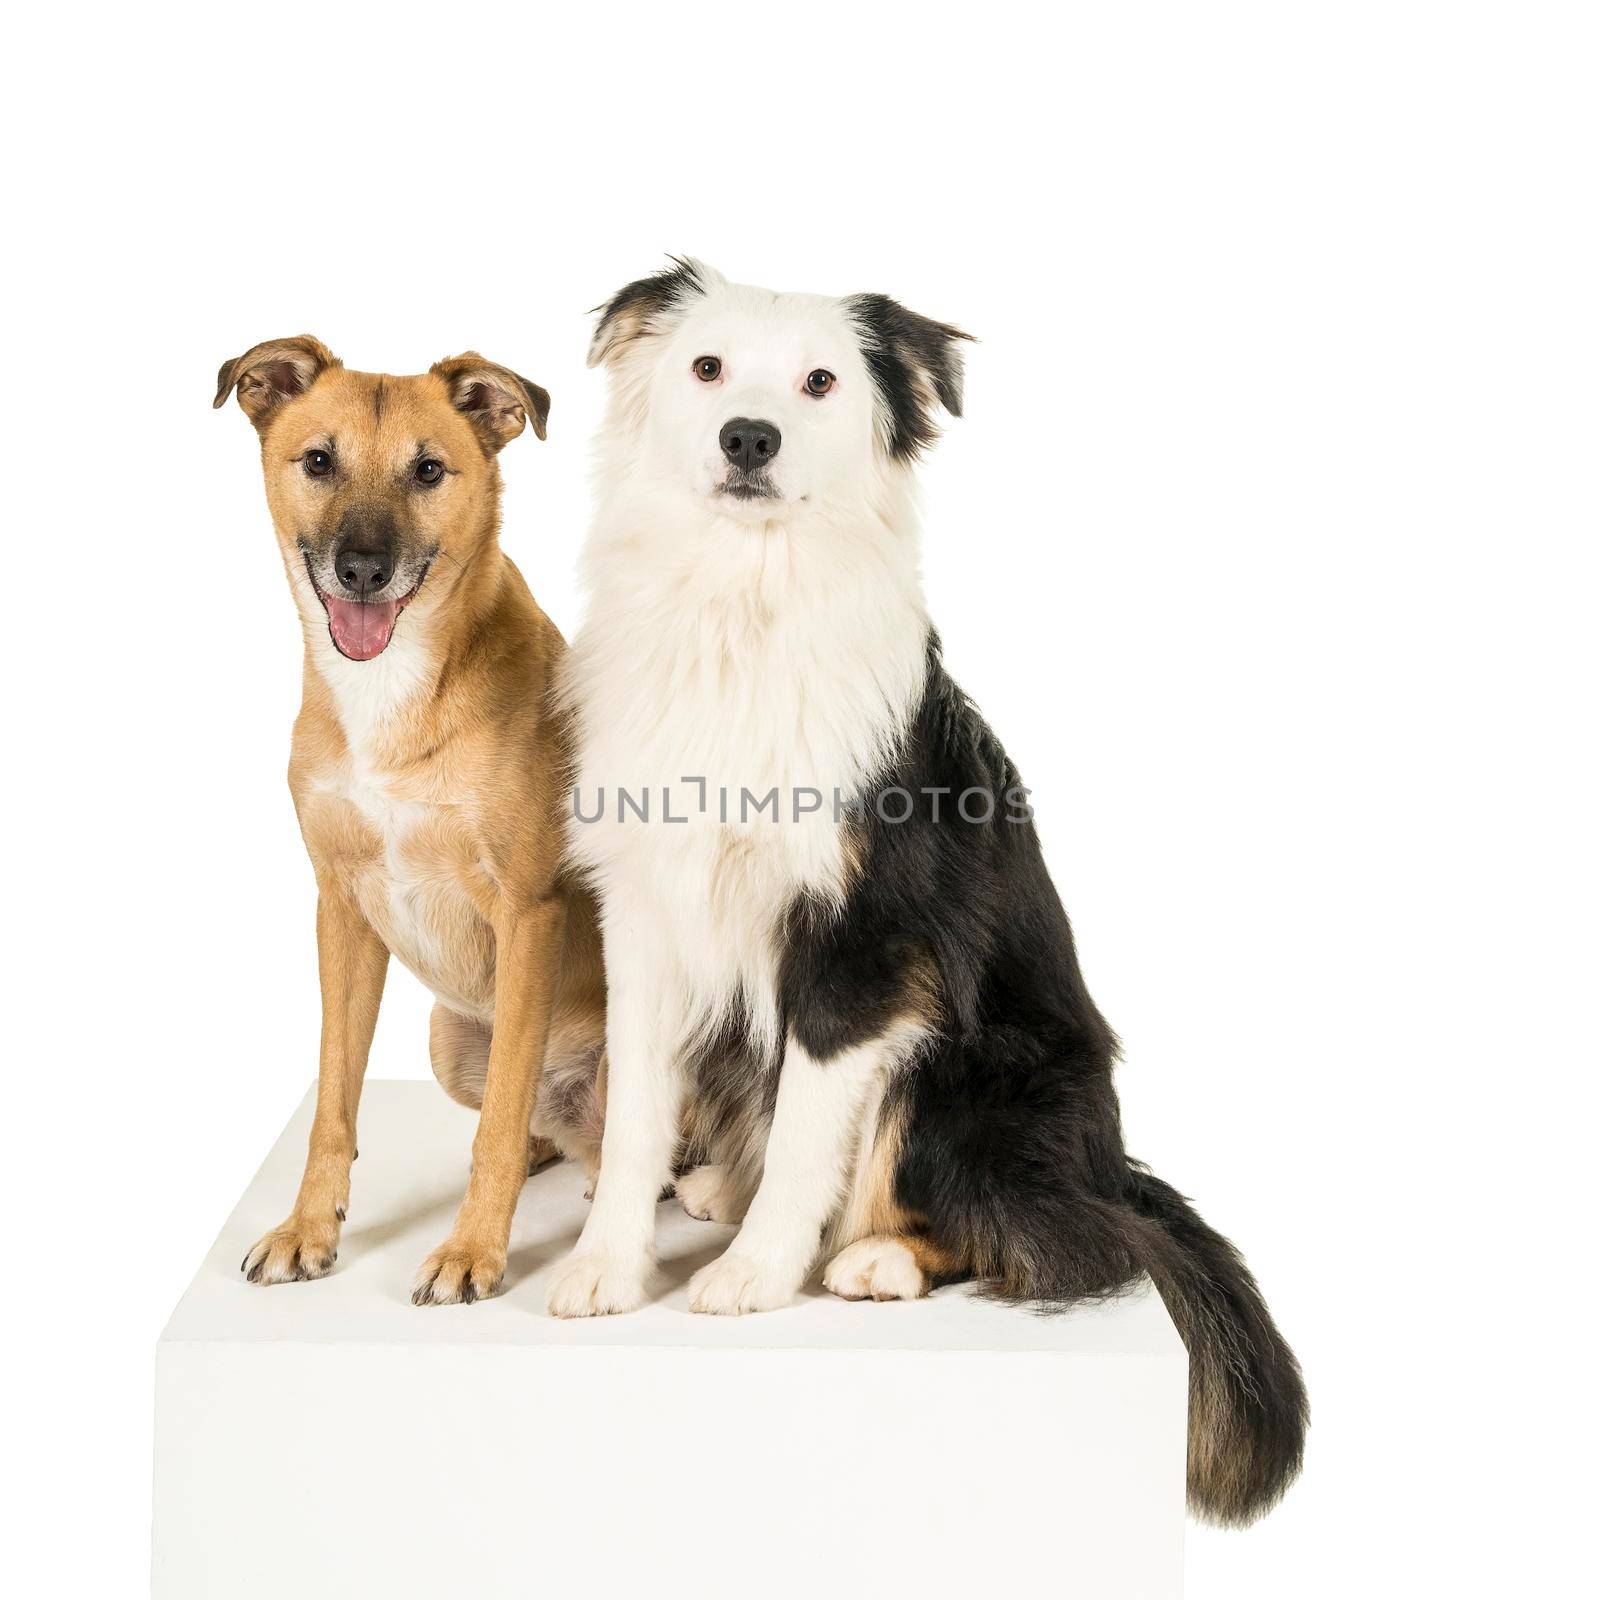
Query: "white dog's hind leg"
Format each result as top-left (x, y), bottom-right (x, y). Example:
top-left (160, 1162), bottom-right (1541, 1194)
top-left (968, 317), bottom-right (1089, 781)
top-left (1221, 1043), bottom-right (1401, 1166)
top-left (688, 1032), bottom-right (900, 1315)
top-left (823, 1236), bottom-right (930, 1301)
top-left (676, 1164), bottom-right (749, 1223)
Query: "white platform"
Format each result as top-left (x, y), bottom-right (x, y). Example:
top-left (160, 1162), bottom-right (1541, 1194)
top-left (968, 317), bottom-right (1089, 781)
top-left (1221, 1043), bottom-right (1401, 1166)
top-left (155, 1082), bottom-right (1188, 1598)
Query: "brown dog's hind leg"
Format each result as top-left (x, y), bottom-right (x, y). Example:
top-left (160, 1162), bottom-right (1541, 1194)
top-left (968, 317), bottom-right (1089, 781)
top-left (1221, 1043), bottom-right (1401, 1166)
top-left (432, 1004), bottom-right (562, 1173)
top-left (428, 1003), bottom-right (490, 1110)
top-left (528, 1134), bottom-right (562, 1173)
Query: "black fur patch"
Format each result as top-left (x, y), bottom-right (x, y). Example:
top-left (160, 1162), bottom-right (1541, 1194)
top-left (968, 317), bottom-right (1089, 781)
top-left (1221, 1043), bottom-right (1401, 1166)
top-left (773, 637), bottom-right (1308, 1526)
top-left (589, 256), bottom-right (709, 366)
top-left (846, 294), bottom-right (974, 460)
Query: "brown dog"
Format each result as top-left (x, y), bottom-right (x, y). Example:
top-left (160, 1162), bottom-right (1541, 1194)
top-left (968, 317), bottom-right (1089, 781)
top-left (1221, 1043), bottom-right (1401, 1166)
top-left (215, 337), bottom-right (605, 1304)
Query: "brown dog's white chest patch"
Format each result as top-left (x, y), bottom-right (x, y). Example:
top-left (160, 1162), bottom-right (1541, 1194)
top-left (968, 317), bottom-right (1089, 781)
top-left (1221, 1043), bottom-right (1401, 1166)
top-left (306, 753), bottom-right (497, 1020)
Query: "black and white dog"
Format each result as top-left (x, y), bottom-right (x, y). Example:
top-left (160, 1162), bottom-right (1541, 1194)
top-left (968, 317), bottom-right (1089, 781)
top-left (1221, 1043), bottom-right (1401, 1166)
top-left (548, 260), bottom-right (1307, 1525)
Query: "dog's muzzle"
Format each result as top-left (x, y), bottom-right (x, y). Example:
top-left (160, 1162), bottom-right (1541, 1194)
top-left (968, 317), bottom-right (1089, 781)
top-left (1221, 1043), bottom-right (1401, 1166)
top-left (302, 547), bottom-right (430, 662)
top-left (718, 417), bottom-right (782, 501)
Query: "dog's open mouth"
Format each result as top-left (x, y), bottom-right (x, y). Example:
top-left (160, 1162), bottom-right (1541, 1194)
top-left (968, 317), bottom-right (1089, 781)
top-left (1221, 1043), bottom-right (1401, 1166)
top-left (306, 556), bottom-right (429, 662)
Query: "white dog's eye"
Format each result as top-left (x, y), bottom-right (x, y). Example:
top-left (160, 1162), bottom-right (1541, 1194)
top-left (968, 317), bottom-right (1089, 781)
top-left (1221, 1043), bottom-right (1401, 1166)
top-left (694, 356), bottom-right (722, 382)
top-left (805, 369), bottom-right (835, 396)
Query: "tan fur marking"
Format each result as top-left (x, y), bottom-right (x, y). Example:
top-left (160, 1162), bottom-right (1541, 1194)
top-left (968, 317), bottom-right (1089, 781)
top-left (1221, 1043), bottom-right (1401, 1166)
top-left (828, 953), bottom-right (971, 1286)
top-left (856, 1095), bottom-right (912, 1240)
top-left (902, 1231), bottom-right (968, 1281)
top-left (898, 948), bottom-right (946, 1035)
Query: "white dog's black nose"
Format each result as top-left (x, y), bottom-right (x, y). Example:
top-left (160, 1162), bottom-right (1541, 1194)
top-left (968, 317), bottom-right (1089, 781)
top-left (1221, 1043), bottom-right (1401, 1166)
top-left (336, 550), bottom-right (391, 596)
top-left (720, 418), bottom-right (781, 471)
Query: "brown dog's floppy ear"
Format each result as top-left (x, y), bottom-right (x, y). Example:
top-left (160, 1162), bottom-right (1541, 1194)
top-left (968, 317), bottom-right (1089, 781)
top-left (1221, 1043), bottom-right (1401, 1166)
top-left (431, 354), bottom-right (551, 452)
top-left (213, 336), bottom-right (340, 430)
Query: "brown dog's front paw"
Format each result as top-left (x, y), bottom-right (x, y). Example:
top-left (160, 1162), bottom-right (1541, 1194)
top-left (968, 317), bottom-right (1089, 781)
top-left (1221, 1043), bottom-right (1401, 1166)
top-left (411, 1237), bottom-right (507, 1306)
top-left (241, 1217), bottom-right (340, 1285)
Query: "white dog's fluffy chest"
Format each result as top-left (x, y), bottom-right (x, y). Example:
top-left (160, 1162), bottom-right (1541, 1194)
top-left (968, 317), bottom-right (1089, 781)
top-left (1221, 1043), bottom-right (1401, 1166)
top-left (565, 504), bottom-right (929, 1042)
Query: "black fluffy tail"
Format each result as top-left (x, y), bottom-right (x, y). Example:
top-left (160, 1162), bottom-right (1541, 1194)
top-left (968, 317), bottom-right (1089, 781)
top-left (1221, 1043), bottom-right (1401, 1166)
top-left (1121, 1165), bottom-right (1307, 1525)
top-left (976, 1162), bottom-right (1307, 1525)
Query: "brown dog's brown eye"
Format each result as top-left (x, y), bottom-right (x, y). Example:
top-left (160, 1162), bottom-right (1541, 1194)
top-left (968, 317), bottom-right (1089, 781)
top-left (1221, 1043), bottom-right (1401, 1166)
top-left (694, 356), bottom-right (722, 382)
top-left (303, 449), bottom-right (333, 477)
top-left (805, 369), bottom-right (835, 396)
top-left (415, 458), bottom-right (444, 486)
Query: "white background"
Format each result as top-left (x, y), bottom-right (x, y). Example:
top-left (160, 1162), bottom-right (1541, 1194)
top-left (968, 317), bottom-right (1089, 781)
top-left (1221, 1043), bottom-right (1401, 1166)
top-left (5, 3), bottom-right (1595, 1594)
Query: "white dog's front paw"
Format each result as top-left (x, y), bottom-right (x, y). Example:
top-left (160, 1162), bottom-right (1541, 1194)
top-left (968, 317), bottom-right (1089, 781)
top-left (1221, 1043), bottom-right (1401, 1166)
top-left (545, 1251), bottom-right (648, 1318)
top-left (823, 1236), bottom-right (929, 1302)
top-left (676, 1164), bottom-right (747, 1224)
top-left (687, 1251), bottom-right (802, 1315)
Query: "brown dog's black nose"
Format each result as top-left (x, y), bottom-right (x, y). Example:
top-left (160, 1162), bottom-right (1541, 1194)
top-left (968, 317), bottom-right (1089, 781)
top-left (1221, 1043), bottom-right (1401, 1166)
top-left (719, 418), bottom-right (781, 471)
top-left (336, 549), bottom-right (391, 596)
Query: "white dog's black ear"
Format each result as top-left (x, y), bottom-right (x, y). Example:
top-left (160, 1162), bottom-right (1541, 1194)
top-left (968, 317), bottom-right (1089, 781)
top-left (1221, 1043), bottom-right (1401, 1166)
top-left (431, 353), bottom-right (551, 450)
top-left (846, 295), bottom-right (975, 461)
top-left (213, 335), bottom-right (340, 431)
top-left (588, 257), bottom-right (716, 368)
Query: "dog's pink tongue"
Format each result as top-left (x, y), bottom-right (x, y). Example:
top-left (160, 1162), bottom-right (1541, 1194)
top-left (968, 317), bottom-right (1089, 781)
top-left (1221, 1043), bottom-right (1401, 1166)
top-left (326, 598), bottom-right (399, 661)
